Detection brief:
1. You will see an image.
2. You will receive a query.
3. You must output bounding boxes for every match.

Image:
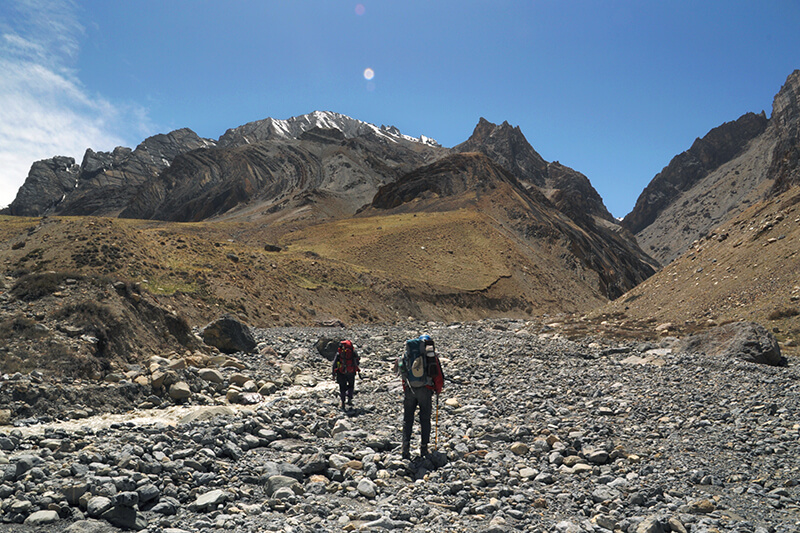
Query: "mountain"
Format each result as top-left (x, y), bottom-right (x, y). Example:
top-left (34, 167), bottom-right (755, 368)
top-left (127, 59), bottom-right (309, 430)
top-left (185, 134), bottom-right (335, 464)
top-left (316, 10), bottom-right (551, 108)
top-left (119, 124), bottom-right (445, 223)
top-left (454, 118), bottom-right (616, 224)
top-left (622, 70), bottom-right (800, 265)
top-left (0, 110), bottom-right (660, 327)
top-left (217, 110), bottom-right (440, 148)
top-left (2, 112), bottom-right (444, 221)
top-left (452, 118), bottom-right (657, 297)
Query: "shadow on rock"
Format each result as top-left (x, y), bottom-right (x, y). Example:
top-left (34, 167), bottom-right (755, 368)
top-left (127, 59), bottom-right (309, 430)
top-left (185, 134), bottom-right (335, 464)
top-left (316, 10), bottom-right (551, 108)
top-left (406, 450), bottom-right (448, 480)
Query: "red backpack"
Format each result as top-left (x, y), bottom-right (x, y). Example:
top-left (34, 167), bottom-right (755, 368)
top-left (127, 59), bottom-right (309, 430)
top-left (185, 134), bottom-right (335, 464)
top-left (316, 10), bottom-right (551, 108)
top-left (336, 340), bottom-right (359, 374)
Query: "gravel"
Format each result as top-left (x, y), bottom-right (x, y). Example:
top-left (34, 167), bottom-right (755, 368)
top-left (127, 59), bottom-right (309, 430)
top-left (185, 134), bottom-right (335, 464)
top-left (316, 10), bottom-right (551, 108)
top-left (0, 318), bottom-right (799, 532)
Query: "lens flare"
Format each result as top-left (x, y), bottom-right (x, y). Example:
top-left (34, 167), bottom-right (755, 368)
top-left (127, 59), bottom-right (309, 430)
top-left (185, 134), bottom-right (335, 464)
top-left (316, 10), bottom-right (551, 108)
top-left (363, 68), bottom-right (375, 80)
top-left (355, 4), bottom-right (365, 15)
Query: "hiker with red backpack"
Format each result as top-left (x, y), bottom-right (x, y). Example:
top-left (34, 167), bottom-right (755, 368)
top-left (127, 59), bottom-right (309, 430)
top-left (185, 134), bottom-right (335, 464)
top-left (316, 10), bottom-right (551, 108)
top-left (395, 334), bottom-right (444, 460)
top-left (332, 340), bottom-right (360, 410)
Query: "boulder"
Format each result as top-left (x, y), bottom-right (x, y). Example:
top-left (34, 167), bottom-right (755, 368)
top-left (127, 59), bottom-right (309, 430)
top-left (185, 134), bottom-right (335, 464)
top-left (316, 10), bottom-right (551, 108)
top-left (86, 495), bottom-right (113, 517)
top-left (677, 321), bottom-right (784, 366)
top-left (190, 488), bottom-right (228, 512)
top-left (314, 337), bottom-right (341, 361)
top-left (198, 368), bottom-right (224, 384)
top-left (24, 510), bottom-right (59, 526)
top-left (357, 478), bottom-right (377, 498)
top-left (169, 382), bottom-right (192, 401)
top-left (201, 314), bottom-right (257, 354)
top-left (101, 505), bottom-right (147, 531)
top-left (64, 519), bottom-right (120, 533)
top-left (265, 475), bottom-right (302, 497)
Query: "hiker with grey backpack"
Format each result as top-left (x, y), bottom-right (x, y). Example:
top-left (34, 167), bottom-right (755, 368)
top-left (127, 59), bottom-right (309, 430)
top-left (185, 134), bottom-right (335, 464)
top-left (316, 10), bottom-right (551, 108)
top-left (395, 334), bottom-right (444, 460)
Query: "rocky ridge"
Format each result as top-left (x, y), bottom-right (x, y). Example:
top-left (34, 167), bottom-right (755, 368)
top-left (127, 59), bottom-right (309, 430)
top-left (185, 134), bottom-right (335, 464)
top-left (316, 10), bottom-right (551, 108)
top-left (0, 319), bottom-right (798, 532)
top-left (3, 130), bottom-right (214, 218)
top-left (624, 70), bottom-right (800, 265)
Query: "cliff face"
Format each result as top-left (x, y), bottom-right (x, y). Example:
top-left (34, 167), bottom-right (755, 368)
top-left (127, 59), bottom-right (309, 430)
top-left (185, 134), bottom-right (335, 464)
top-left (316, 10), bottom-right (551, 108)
top-left (454, 118), bottom-right (549, 187)
top-left (770, 70), bottom-right (800, 194)
top-left (120, 128), bottom-right (445, 223)
top-left (3, 156), bottom-right (80, 217)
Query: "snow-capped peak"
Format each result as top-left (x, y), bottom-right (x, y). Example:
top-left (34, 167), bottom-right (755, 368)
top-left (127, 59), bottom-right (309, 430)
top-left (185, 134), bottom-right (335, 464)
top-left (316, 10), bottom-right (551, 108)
top-left (218, 111), bottom-right (439, 148)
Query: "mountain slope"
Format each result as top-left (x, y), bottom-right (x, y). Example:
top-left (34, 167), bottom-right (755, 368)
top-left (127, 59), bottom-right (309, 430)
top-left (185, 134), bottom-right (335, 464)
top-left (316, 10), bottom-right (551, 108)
top-left (367, 152), bottom-right (656, 300)
top-left (623, 70), bottom-right (800, 265)
top-left (598, 184), bottom-right (800, 355)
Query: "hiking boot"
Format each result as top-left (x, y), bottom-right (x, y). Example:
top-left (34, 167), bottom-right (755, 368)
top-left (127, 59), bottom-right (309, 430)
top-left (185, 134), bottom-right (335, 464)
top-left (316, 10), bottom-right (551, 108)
top-left (401, 442), bottom-right (410, 460)
top-left (347, 398), bottom-right (353, 406)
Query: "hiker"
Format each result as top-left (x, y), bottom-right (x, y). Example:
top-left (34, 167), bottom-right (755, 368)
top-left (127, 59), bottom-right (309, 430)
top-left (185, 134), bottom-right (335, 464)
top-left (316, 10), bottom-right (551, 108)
top-left (332, 339), bottom-right (360, 410)
top-left (396, 334), bottom-right (444, 459)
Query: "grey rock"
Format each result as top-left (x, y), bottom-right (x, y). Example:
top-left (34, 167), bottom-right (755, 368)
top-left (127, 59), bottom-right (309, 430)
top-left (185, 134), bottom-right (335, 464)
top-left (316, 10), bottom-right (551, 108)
top-left (190, 489), bottom-right (228, 512)
top-left (357, 477), bottom-right (378, 498)
top-left (64, 519), bottom-right (120, 533)
top-left (314, 337), bottom-right (341, 361)
top-left (136, 482), bottom-right (160, 504)
top-left (198, 368), bottom-right (224, 384)
top-left (86, 496), bottom-right (113, 517)
top-left (265, 475), bottom-right (301, 497)
top-left (169, 381), bottom-right (192, 401)
top-left (112, 490), bottom-right (139, 507)
top-left (636, 516), bottom-right (667, 533)
top-left (100, 504), bottom-right (147, 531)
top-left (13, 454), bottom-right (43, 479)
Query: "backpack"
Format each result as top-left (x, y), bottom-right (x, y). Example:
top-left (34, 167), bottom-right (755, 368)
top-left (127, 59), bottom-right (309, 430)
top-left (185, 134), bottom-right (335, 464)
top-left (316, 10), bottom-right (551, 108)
top-left (335, 340), bottom-right (359, 374)
top-left (402, 337), bottom-right (439, 388)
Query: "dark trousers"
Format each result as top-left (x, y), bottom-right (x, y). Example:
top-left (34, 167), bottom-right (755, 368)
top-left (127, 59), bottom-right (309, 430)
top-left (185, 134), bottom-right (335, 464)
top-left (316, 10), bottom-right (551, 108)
top-left (403, 385), bottom-right (433, 448)
top-left (337, 373), bottom-right (355, 404)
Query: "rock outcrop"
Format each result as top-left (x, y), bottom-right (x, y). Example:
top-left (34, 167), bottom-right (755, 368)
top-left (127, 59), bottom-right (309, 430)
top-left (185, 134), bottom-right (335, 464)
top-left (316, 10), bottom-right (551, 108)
top-left (119, 129), bottom-right (443, 222)
top-left (2, 129), bottom-right (214, 217)
top-left (454, 117), bottom-right (549, 187)
top-left (454, 118), bottom-right (617, 224)
top-left (3, 156), bottom-right (80, 217)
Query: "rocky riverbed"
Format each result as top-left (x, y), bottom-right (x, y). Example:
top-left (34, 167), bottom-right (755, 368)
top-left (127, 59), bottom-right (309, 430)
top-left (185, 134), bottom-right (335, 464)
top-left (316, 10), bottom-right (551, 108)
top-left (1, 319), bottom-right (799, 532)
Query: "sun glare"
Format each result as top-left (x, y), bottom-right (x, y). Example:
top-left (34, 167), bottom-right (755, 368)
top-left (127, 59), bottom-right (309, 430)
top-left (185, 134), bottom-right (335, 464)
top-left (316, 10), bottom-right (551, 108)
top-left (363, 68), bottom-right (375, 81)
top-left (355, 4), bottom-right (365, 16)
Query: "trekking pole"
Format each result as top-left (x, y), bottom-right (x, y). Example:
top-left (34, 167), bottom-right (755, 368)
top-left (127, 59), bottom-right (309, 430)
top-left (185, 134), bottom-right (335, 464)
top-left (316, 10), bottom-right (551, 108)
top-left (435, 393), bottom-right (439, 451)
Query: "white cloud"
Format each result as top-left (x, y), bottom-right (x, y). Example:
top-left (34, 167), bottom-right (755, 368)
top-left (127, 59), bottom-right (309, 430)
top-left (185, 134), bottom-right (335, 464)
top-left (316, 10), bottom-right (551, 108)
top-left (0, 0), bottom-right (150, 209)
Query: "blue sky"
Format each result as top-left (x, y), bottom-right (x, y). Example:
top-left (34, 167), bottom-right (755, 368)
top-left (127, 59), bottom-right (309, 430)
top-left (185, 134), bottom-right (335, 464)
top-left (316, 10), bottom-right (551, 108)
top-left (1, 1), bottom-right (799, 217)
